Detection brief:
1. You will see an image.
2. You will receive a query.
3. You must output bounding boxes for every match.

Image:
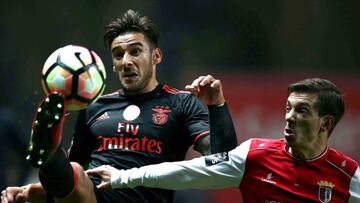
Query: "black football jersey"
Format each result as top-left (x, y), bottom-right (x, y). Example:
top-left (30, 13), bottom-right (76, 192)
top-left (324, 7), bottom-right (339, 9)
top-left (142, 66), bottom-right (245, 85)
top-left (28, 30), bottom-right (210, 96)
top-left (68, 84), bottom-right (209, 202)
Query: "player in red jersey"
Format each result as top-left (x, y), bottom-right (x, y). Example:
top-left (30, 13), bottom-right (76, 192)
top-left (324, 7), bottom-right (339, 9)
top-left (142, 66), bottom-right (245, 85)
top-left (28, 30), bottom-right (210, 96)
top-left (87, 75), bottom-right (360, 203)
top-left (0, 10), bottom-right (237, 203)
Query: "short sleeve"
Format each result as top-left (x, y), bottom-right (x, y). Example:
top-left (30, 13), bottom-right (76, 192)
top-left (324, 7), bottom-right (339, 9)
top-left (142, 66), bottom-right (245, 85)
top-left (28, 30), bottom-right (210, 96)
top-left (181, 94), bottom-right (210, 144)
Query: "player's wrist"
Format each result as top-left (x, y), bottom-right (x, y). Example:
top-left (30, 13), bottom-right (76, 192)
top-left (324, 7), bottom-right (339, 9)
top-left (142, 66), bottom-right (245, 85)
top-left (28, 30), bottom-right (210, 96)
top-left (111, 169), bottom-right (124, 189)
top-left (26, 183), bottom-right (47, 202)
top-left (208, 101), bottom-right (226, 108)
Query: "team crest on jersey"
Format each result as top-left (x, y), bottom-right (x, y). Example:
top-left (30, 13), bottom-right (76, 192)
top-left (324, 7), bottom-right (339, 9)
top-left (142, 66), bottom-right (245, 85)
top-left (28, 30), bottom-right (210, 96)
top-left (317, 181), bottom-right (335, 203)
top-left (152, 106), bottom-right (171, 125)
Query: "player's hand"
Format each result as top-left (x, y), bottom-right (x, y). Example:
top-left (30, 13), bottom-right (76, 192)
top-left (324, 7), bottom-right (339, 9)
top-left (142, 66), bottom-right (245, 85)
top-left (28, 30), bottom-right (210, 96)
top-left (185, 75), bottom-right (225, 106)
top-left (86, 165), bottom-right (118, 189)
top-left (1, 186), bottom-right (28, 203)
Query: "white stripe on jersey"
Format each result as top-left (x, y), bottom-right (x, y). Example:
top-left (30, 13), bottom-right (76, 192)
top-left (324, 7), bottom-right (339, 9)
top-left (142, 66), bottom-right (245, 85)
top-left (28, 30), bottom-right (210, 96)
top-left (111, 139), bottom-right (252, 189)
top-left (349, 167), bottom-right (360, 203)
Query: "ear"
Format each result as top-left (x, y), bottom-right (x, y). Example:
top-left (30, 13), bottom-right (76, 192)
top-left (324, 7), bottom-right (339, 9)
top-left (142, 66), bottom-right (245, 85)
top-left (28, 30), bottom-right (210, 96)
top-left (152, 48), bottom-right (162, 65)
top-left (320, 115), bottom-right (334, 133)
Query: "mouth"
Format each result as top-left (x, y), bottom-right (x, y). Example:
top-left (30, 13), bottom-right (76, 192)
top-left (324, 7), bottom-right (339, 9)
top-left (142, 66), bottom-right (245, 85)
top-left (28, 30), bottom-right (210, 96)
top-left (284, 126), bottom-right (295, 136)
top-left (122, 72), bottom-right (138, 81)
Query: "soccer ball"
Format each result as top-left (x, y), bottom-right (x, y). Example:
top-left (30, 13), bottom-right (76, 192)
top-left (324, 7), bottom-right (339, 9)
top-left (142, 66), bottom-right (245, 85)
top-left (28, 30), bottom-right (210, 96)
top-left (41, 45), bottom-right (106, 111)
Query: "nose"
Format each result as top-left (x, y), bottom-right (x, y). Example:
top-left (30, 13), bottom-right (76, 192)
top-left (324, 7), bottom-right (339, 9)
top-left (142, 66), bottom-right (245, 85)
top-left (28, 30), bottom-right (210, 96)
top-left (121, 53), bottom-right (133, 68)
top-left (285, 109), bottom-right (295, 122)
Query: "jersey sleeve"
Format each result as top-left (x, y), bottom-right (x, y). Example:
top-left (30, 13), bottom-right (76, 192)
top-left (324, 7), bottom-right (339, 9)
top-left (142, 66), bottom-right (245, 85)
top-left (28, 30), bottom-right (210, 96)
top-left (181, 94), bottom-right (210, 144)
top-left (208, 102), bottom-right (238, 153)
top-left (349, 167), bottom-right (360, 203)
top-left (111, 139), bottom-right (252, 190)
top-left (68, 109), bottom-right (98, 166)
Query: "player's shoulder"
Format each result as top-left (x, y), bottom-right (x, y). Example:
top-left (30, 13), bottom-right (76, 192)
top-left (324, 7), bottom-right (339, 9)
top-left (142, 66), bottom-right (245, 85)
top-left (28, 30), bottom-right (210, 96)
top-left (231, 138), bottom-right (284, 162)
top-left (90, 90), bottom-right (121, 105)
top-left (248, 138), bottom-right (284, 151)
top-left (160, 84), bottom-right (191, 96)
top-left (326, 147), bottom-right (359, 176)
top-left (159, 84), bottom-right (199, 106)
top-left (240, 138), bottom-right (285, 159)
top-left (85, 90), bottom-right (120, 115)
top-left (99, 90), bottom-right (120, 99)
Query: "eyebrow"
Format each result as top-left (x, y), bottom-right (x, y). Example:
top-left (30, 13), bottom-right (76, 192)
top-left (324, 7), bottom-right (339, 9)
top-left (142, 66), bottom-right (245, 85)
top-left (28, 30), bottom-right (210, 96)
top-left (287, 100), bottom-right (311, 108)
top-left (111, 42), bottom-right (144, 52)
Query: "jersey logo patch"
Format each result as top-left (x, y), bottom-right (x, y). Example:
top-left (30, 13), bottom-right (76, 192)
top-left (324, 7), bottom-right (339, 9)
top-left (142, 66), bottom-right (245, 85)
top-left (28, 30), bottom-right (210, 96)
top-left (317, 181), bottom-right (335, 203)
top-left (341, 160), bottom-right (347, 167)
top-left (152, 106), bottom-right (171, 125)
top-left (123, 105), bottom-right (140, 121)
top-left (205, 152), bottom-right (229, 166)
top-left (96, 112), bottom-right (110, 121)
top-left (261, 172), bottom-right (276, 185)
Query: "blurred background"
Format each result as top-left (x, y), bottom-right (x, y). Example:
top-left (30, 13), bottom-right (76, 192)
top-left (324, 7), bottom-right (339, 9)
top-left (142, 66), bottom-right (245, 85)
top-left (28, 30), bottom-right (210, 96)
top-left (1, 1), bottom-right (359, 202)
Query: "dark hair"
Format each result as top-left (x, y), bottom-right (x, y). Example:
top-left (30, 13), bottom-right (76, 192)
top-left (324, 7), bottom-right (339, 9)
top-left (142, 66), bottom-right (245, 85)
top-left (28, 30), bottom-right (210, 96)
top-left (288, 78), bottom-right (345, 135)
top-left (104, 9), bottom-right (159, 49)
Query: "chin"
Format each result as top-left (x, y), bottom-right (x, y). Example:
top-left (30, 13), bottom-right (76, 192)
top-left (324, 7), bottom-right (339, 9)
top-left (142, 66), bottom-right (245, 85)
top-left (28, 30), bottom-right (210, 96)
top-left (121, 81), bottom-right (138, 90)
top-left (122, 83), bottom-right (147, 95)
top-left (284, 136), bottom-right (296, 147)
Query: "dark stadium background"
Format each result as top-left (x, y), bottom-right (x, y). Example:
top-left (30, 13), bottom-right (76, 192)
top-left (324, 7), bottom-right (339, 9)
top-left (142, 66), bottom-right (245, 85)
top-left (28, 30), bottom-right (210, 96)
top-left (0, 1), bottom-right (359, 202)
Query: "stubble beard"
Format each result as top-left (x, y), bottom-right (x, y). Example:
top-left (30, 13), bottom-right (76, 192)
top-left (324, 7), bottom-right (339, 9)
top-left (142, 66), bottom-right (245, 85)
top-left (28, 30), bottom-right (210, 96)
top-left (119, 64), bottom-right (154, 95)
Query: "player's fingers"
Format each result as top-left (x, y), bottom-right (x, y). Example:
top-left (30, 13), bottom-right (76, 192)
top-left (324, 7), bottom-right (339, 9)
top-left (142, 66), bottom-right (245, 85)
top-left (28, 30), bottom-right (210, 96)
top-left (184, 85), bottom-right (198, 95)
top-left (14, 193), bottom-right (26, 203)
top-left (5, 192), bottom-right (14, 203)
top-left (184, 85), bottom-right (193, 90)
top-left (1, 190), bottom-right (7, 203)
top-left (87, 165), bottom-right (114, 178)
top-left (199, 75), bottom-right (215, 86)
top-left (85, 168), bottom-right (105, 176)
top-left (96, 181), bottom-right (111, 189)
top-left (210, 79), bottom-right (222, 89)
top-left (1, 192), bottom-right (7, 203)
top-left (190, 76), bottom-right (206, 88)
top-left (4, 189), bottom-right (14, 203)
top-left (105, 164), bottom-right (117, 171)
top-left (96, 182), bottom-right (103, 189)
top-left (1, 195), bottom-right (6, 203)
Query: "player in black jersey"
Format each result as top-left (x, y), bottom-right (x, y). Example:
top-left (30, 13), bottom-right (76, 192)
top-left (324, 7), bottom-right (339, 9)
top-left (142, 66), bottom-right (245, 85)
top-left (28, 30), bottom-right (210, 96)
top-left (1, 9), bottom-right (236, 203)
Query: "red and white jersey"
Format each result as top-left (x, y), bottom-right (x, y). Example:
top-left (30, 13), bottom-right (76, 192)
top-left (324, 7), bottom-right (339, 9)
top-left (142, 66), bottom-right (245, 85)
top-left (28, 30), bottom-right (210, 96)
top-left (112, 138), bottom-right (360, 203)
top-left (240, 138), bottom-right (359, 203)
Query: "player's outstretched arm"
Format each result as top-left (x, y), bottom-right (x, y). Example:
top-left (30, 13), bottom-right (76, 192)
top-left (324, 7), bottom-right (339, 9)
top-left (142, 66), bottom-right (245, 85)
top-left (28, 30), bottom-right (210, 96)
top-left (1, 183), bottom-right (47, 203)
top-left (186, 75), bottom-right (237, 153)
top-left (86, 139), bottom-right (251, 191)
top-left (350, 167), bottom-right (360, 202)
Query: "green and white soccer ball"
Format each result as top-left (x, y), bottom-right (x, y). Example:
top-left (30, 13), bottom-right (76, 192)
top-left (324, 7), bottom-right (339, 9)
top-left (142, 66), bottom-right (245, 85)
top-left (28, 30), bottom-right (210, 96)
top-left (41, 45), bottom-right (106, 110)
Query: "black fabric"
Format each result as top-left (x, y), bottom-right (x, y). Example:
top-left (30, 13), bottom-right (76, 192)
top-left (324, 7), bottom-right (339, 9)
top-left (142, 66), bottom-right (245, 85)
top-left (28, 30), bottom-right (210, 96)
top-left (208, 102), bottom-right (238, 153)
top-left (39, 148), bottom-right (75, 198)
top-left (68, 84), bottom-right (209, 202)
top-left (46, 193), bottom-right (55, 203)
top-left (91, 177), bottom-right (174, 203)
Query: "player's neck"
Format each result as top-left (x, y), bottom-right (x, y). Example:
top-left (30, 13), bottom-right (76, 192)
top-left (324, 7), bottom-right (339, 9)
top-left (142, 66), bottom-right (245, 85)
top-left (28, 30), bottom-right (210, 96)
top-left (287, 135), bottom-right (327, 160)
top-left (287, 145), bottom-right (327, 160)
top-left (123, 80), bottom-right (159, 96)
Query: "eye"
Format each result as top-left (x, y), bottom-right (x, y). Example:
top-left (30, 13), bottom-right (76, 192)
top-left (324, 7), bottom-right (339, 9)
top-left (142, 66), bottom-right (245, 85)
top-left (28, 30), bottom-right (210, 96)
top-left (112, 51), bottom-right (124, 60)
top-left (285, 105), bottom-right (291, 113)
top-left (298, 107), bottom-right (309, 113)
top-left (131, 48), bottom-right (141, 56)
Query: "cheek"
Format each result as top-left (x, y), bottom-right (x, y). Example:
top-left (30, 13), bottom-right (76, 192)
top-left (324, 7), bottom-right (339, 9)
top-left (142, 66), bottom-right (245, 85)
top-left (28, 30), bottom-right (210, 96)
top-left (140, 56), bottom-right (153, 69)
top-left (298, 119), bottom-right (319, 133)
top-left (112, 59), bottom-right (121, 68)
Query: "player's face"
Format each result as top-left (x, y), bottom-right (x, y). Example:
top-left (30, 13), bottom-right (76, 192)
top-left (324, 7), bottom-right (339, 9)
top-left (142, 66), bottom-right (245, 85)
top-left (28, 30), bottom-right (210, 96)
top-left (111, 32), bottom-right (162, 95)
top-left (284, 92), bottom-right (326, 151)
